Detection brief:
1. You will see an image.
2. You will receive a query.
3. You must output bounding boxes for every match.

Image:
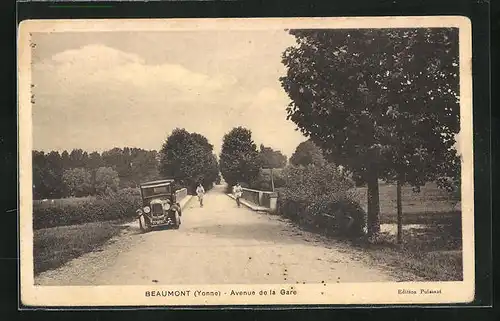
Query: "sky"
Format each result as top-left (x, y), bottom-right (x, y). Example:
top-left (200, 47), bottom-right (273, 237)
top-left (31, 30), bottom-right (307, 158)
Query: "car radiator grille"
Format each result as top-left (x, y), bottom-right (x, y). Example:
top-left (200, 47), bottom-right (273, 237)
top-left (151, 204), bottom-right (163, 217)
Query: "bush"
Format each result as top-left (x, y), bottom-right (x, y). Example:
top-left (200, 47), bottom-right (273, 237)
top-left (94, 167), bottom-right (120, 195)
top-left (305, 194), bottom-right (366, 237)
top-left (277, 163), bottom-right (365, 238)
top-left (33, 188), bottom-right (142, 229)
top-left (249, 169), bottom-right (286, 191)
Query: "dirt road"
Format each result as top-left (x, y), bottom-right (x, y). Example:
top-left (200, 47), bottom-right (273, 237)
top-left (35, 185), bottom-right (411, 285)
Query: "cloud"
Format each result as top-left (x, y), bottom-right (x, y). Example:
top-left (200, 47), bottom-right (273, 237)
top-left (50, 44), bottom-right (145, 67)
top-left (32, 44), bottom-right (306, 158)
top-left (34, 44), bottom-right (237, 97)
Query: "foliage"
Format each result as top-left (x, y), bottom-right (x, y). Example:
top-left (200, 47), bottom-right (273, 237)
top-left (62, 168), bottom-right (92, 197)
top-left (249, 168), bottom-right (286, 191)
top-left (277, 163), bottom-right (364, 237)
top-left (259, 144), bottom-right (287, 169)
top-left (33, 188), bottom-right (142, 229)
top-left (94, 167), bottom-right (120, 195)
top-left (101, 147), bottom-right (159, 188)
top-left (33, 151), bottom-right (64, 199)
top-left (158, 128), bottom-right (219, 194)
top-left (281, 163), bottom-right (355, 199)
top-left (289, 140), bottom-right (326, 167)
top-left (32, 147), bottom-right (159, 199)
top-left (219, 127), bottom-right (261, 187)
top-left (280, 28), bottom-right (460, 234)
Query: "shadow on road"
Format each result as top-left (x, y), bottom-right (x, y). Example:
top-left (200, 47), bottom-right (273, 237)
top-left (186, 222), bottom-right (316, 245)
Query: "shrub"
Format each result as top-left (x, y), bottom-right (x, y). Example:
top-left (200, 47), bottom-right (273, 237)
top-left (33, 188), bottom-right (142, 229)
top-left (277, 163), bottom-right (365, 238)
top-left (62, 168), bottom-right (92, 197)
top-left (94, 167), bottom-right (120, 195)
top-left (249, 169), bottom-right (286, 191)
top-left (305, 194), bottom-right (366, 237)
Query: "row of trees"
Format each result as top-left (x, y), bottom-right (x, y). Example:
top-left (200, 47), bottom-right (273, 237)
top-left (33, 148), bottom-right (159, 199)
top-left (280, 28), bottom-right (461, 236)
top-left (219, 126), bottom-right (288, 188)
top-left (33, 126), bottom-right (294, 199)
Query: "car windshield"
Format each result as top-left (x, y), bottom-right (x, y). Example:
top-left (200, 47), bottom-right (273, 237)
top-left (142, 185), bottom-right (170, 197)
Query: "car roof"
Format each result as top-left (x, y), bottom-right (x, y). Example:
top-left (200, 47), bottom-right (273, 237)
top-left (140, 179), bottom-right (174, 189)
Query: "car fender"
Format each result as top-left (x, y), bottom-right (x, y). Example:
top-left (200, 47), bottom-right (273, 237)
top-left (170, 203), bottom-right (181, 216)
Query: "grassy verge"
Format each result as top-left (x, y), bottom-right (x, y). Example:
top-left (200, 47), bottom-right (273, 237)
top-left (34, 220), bottom-right (129, 275)
top-left (349, 219), bottom-right (463, 281)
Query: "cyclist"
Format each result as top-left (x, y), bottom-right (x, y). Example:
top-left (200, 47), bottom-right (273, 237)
top-left (233, 182), bottom-right (243, 207)
top-left (196, 183), bottom-right (205, 207)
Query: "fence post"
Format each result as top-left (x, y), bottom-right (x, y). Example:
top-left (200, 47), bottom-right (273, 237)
top-left (269, 192), bottom-right (278, 213)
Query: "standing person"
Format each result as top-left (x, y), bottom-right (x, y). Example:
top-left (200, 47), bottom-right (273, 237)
top-left (196, 183), bottom-right (205, 207)
top-left (233, 182), bottom-right (243, 207)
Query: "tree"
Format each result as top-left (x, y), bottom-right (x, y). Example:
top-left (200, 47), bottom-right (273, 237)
top-left (128, 149), bottom-right (159, 186)
top-left (61, 150), bottom-right (71, 169)
top-left (88, 152), bottom-right (104, 170)
top-left (69, 149), bottom-right (89, 169)
top-left (32, 151), bottom-right (48, 199)
top-left (289, 140), bottom-right (326, 167)
top-left (259, 144), bottom-right (287, 169)
top-left (219, 127), bottom-right (260, 187)
top-left (44, 151), bottom-right (64, 198)
top-left (93, 167), bottom-right (120, 195)
top-left (32, 150), bottom-right (64, 199)
top-left (159, 128), bottom-right (219, 193)
top-left (281, 28), bottom-right (460, 235)
top-left (101, 147), bottom-right (160, 187)
top-left (62, 168), bottom-right (92, 197)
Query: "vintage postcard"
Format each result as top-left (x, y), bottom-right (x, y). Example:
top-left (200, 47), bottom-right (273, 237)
top-left (18, 17), bottom-right (474, 307)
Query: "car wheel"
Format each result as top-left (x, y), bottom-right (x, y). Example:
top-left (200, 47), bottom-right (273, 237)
top-left (173, 211), bottom-right (180, 229)
top-left (139, 215), bottom-right (150, 233)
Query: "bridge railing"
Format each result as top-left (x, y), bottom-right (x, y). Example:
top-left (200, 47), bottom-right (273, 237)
top-left (241, 187), bottom-right (278, 212)
top-left (175, 188), bottom-right (188, 202)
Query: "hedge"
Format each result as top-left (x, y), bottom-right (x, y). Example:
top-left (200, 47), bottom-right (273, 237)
top-left (33, 188), bottom-right (142, 230)
top-left (276, 163), bottom-right (366, 238)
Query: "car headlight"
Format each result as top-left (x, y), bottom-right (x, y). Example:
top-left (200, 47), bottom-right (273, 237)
top-left (143, 206), bottom-right (151, 214)
top-left (164, 203), bottom-right (170, 211)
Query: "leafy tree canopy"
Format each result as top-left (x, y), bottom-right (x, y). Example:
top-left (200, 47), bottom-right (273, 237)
top-left (158, 128), bottom-right (219, 193)
top-left (62, 168), bottom-right (92, 197)
top-left (281, 28), bottom-right (460, 234)
top-left (94, 167), bottom-right (120, 195)
top-left (219, 127), bottom-right (261, 187)
top-left (259, 144), bottom-right (288, 169)
top-left (289, 140), bottom-right (326, 167)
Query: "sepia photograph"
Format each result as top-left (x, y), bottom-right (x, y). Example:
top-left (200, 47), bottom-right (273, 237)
top-left (18, 17), bottom-right (474, 307)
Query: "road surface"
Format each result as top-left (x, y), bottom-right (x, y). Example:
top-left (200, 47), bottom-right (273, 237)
top-left (35, 185), bottom-right (412, 285)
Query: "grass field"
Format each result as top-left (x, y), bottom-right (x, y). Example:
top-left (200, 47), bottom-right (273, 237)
top-left (353, 181), bottom-right (460, 222)
top-left (33, 220), bottom-right (128, 276)
top-left (349, 182), bottom-right (462, 281)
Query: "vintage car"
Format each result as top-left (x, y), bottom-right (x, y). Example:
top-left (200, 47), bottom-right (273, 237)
top-left (136, 179), bottom-right (182, 232)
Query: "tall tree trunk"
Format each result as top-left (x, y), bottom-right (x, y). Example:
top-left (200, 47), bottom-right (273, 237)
top-left (396, 178), bottom-right (403, 244)
top-left (366, 167), bottom-right (380, 236)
